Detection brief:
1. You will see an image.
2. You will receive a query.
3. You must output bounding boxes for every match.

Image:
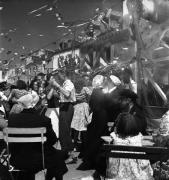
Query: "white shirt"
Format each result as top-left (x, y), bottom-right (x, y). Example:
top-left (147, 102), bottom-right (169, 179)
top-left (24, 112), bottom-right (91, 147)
top-left (0, 92), bottom-right (7, 101)
top-left (60, 79), bottom-right (76, 103)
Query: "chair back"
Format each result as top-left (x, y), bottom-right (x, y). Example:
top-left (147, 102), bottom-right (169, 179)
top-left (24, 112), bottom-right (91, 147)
top-left (103, 144), bottom-right (169, 180)
top-left (3, 127), bottom-right (47, 177)
top-left (103, 144), bottom-right (169, 161)
top-left (3, 127), bottom-right (46, 143)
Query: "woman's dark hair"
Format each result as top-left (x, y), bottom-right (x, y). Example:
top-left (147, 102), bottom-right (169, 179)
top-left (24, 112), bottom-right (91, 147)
top-left (29, 80), bottom-right (39, 90)
top-left (46, 74), bottom-right (53, 82)
top-left (116, 112), bottom-right (140, 138)
top-left (16, 80), bottom-right (27, 90)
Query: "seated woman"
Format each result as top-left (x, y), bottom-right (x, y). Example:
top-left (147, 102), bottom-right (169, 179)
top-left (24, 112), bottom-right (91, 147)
top-left (107, 112), bottom-right (154, 180)
top-left (8, 80), bottom-right (28, 114)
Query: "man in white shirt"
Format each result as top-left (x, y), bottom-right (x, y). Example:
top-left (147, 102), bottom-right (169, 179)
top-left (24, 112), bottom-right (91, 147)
top-left (52, 70), bottom-right (77, 163)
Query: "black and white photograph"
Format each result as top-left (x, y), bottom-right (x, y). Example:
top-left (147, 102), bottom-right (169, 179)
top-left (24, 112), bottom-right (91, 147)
top-left (0, 0), bottom-right (169, 179)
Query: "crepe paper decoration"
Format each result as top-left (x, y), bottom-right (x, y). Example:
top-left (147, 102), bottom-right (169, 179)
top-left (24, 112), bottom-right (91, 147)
top-left (95, 8), bottom-right (100, 12)
top-left (35, 14), bottom-right (42, 17)
top-left (55, 13), bottom-right (59, 17)
top-left (46, 7), bottom-right (53, 11)
top-left (75, 22), bottom-right (89, 27)
top-left (28, 5), bottom-right (48, 15)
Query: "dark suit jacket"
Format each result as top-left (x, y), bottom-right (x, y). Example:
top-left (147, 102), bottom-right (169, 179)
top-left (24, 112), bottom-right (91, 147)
top-left (8, 108), bottom-right (67, 174)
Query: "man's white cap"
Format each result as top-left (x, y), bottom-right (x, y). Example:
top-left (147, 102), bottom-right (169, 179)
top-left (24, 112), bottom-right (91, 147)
top-left (110, 75), bottom-right (121, 86)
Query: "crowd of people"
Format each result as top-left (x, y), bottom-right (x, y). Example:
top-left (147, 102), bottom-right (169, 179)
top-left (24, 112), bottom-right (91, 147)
top-left (0, 68), bottom-right (162, 180)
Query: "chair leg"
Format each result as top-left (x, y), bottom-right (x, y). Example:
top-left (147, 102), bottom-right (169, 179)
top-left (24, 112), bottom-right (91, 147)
top-left (159, 161), bottom-right (162, 180)
top-left (0, 149), bottom-right (9, 166)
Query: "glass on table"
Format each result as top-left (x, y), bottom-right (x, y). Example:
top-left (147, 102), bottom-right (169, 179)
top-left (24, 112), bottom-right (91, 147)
top-left (101, 136), bottom-right (113, 144)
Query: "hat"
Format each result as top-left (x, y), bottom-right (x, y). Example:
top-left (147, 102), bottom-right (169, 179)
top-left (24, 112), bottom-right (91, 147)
top-left (17, 94), bottom-right (34, 109)
top-left (110, 75), bottom-right (121, 86)
top-left (92, 75), bottom-right (104, 88)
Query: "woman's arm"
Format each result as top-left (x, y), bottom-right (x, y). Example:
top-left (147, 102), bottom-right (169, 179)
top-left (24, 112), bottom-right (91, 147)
top-left (7, 90), bottom-right (16, 102)
top-left (47, 88), bottom-right (54, 100)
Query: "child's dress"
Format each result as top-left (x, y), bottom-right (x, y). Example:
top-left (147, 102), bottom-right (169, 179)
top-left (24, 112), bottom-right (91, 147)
top-left (107, 132), bottom-right (154, 180)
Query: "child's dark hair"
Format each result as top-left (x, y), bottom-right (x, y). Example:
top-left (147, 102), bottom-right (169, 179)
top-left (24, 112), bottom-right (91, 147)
top-left (116, 112), bottom-right (140, 138)
top-left (16, 80), bottom-right (27, 90)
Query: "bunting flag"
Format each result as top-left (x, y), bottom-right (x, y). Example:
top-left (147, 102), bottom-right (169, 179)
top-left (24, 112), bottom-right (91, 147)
top-left (28, 5), bottom-right (48, 15)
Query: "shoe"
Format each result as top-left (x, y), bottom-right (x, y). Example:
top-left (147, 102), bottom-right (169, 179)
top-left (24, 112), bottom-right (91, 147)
top-left (92, 171), bottom-right (101, 180)
top-left (65, 157), bottom-right (77, 164)
top-left (78, 152), bottom-right (84, 159)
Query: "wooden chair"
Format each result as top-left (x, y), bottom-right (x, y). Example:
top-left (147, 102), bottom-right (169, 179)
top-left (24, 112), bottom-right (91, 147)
top-left (0, 130), bottom-right (9, 166)
top-left (3, 127), bottom-right (46, 180)
top-left (102, 144), bottom-right (169, 180)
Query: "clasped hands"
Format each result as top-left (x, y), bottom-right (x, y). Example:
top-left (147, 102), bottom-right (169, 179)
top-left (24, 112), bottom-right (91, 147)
top-left (50, 79), bottom-right (60, 89)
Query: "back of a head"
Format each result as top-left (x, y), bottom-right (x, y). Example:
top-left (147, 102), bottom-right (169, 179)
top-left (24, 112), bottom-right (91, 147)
top-left (16, 80), bottom-right (27, 90)
top-left (116, 112), bottom-right (140, 138)
top-left (92, 75), bottom-right (105, 89)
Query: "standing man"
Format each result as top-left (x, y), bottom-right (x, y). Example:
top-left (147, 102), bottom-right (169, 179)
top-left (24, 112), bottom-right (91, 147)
top-left (52, 70), bottom-right (77, 163)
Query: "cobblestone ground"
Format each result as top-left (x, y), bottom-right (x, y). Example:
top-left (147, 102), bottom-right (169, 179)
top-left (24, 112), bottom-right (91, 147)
top-left (36, 158), bottom-right (94, 180)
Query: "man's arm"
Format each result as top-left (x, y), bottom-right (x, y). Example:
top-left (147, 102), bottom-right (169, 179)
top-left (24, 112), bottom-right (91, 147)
top-left (0, 115), bottom-right (7, 130)
top-left (52, 80), bottom-right (71, 98)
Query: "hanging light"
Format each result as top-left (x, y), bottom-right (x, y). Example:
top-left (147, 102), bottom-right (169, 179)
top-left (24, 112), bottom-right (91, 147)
top-left (35, 14), bottom-right (42, 17)
top-left (55, 13), bottom-right (59, 17)
top-left (58, 17), bottom-right (61, 21)
top-left (112, 60), bottom-right (117, 64)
